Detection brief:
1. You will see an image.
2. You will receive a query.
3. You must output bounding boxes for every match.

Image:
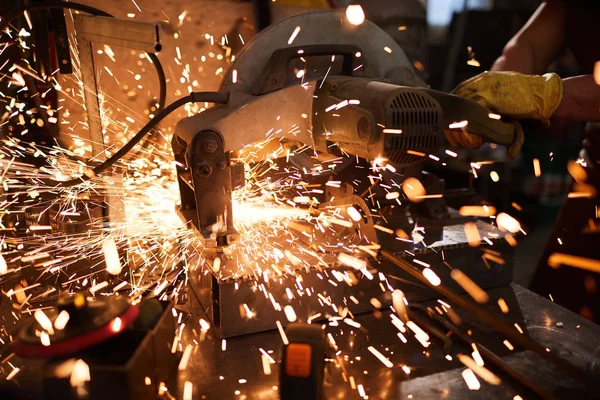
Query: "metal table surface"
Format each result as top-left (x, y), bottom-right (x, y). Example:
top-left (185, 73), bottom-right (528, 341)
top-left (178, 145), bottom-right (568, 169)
top-left (175, 284), bottom-right (600, 400)
top-left (2, 284), bottom-right (599, 399)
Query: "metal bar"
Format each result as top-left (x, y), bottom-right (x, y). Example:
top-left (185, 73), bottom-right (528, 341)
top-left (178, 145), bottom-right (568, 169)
top-left (74, 36), bottom-right (104, 158)
top-left (380, 249), bottom-right (593, 383)
top-left (74, 14), bottom-right (161, 156)
top-left (410, 303), bottom-right (556, 400)
top-left (74, 15), bottom-right (161, 53)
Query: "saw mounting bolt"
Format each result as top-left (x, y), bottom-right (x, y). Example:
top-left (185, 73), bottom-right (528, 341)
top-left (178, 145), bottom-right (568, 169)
top-left (204, 140), bottom-right (218, 153)
top-left (196, 162), bottom-right (212, 177)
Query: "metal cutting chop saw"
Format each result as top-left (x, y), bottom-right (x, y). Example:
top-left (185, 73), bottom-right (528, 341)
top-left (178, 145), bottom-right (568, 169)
top-left (173, 11), bottom-right (518, 337)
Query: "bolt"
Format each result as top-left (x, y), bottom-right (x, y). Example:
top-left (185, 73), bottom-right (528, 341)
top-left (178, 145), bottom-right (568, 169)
top-left (328, 82), bottom-right (338, 92)
top-left (357, 117), bottom-right (371, 141)
top-left (271, 78), bottom-right (278, 85)
top-left (217, 161), bottom-right (228, 170)
top-left (204, 140), bottom-right (217, 153)
top-left (196, 163), bottom-right (212, 177)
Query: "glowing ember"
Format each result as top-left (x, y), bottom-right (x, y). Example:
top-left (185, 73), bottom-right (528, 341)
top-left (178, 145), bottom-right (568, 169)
top-left (70, 359), bottom-right (90, 388)
top-left (548, 253), bottom-right (600, 273)
top-left (367, 346), bottom-right (394, 368)
top-left (462, 368), bottom-right (481, 390)
top-left (102, 238), bottom-right (122, 275)
top-left (284, 306), bottom-right (297, 322)
top-left (449, 120), bottom-right (468, 129)
top-left (459, 206), bottom-right (496, 217)
top-left (54, 310), bottom-right (70, 330)
top-left (346, 5), bottom-right (365, 26)
top-left (111, 317), bottom-right (122, 332)
top-left (402, 177), bottom-right (426, 203)
top-left (0, 254), bottom-right (7, 275)
top-left (451, 270), bottom-right (489, 304)
top-left (422, 268), bottom-right (441, 286)
top-left (496, 213), bottom-right (521, 233)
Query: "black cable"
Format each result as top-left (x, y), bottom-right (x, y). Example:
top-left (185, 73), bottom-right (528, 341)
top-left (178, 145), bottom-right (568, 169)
top-left (0, 1), bottom-right (167, 147)
top-left (53, 91), bottom-right (229, 188)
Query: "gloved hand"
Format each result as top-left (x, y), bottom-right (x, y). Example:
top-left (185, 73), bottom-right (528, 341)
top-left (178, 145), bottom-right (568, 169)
top-left (444, 71), bottom-right (563, 159)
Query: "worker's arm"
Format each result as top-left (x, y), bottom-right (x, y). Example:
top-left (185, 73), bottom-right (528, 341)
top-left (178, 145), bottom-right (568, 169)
top-left (554, 75), bottom-right (600, 122)
top-left (491, 1), bottom-right (566, 74)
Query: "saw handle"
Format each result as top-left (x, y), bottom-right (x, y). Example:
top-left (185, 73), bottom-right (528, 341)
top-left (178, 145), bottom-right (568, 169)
top-left (252, 44), bottom-right (364, 95)
top-left (421, 89), bottom-right (516, 145)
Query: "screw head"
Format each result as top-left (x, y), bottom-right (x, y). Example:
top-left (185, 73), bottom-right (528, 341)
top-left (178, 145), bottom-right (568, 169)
top-left (204, 140), bottom-right (218, 153)
top-left (357, 117), bottom-right (371, 141)
top-left (217, 161), bottom-right (228, 170)
top-left (328, 82), bottom-right (338, 91)
top-left (196, 163), bottom-right (212, 177)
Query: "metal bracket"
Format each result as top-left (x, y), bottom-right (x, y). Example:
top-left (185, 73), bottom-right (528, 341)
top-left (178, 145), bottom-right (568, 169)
top-left (73, 15), bottom-right (161, 226)
top-left (74, 14), bottom-right (161, 158)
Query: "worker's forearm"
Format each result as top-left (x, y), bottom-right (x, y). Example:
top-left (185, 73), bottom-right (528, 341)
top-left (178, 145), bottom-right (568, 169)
top-left (553, 75), bottom-right (600, 122)
top-left (491, 43), bottom-right (538, 74)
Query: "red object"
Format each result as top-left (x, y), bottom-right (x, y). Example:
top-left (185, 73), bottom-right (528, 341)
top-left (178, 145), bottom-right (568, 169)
top-left (12, 304), bottom-right (140, 359)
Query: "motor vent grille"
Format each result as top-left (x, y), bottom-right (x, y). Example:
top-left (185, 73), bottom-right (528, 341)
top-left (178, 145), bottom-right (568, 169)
top-left (384, 91), bottom-right (441, 166)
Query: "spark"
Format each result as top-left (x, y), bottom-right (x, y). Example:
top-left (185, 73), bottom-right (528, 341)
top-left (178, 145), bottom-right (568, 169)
top-left (40, 331), bottom-right (51, 346)
top-left (183, 381), bottom-right (193, 400)
top-left (548, 253), bottom-right (600, 273)
top-left (533, 158), bottom-right (541, 177)
top-left (464, 222), bottom-right (481, 247)
top-left (35, 309), bottom-right (55, 335)
top-left (284, 305), bottom-right (297, 322)
top-left (449, 120), bottom-right (468, 129)
top-left (103, 238), bottom-right (122, 275)
top-left (54, 310), bottom-right (70, 330)
top-left (367, 346), bottom-right (394, 368)
top-left (462, 368), bottom-right (481, 390)
top-left (496, 213), bottom-right (521, 233)
top-left (0, 254), bottom-right (7, 275)
top-left (346, 5), bottom-right (365, 26)
top-left (459, 206), bottom-right (496, 217)
top-left (276, 321), bottom-right (289, 345)
top-left (111, 317), bottom-right (122, 332)
top-left (451, 269), bottom-right (489, 304)
top-left (458, 354), bottom-right (500, 385)
top-left (422, 268), bottom-right (441, 286)
top-left (131, 0), bottom-right (142, 12)
top-left (288, 26), bottom-right (301, 45)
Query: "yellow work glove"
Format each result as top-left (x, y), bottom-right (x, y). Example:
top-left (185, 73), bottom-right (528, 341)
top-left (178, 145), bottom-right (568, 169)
top-left (444, 71), bottom-right (563, 159)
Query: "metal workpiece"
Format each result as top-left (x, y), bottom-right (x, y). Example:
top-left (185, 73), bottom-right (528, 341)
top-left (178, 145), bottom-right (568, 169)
top-left (182, 212), bottom-right (514, 338)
